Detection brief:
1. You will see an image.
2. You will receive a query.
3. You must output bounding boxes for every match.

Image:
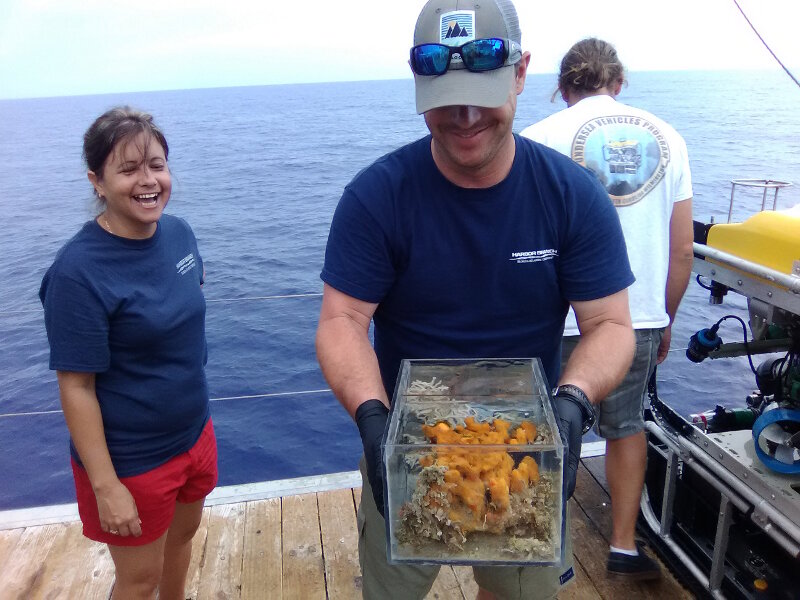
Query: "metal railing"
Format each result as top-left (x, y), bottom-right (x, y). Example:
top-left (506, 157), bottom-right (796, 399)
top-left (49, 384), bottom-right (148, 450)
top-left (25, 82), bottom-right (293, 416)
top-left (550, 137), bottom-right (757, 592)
top-left (727, 178), bottom-right (793, 223)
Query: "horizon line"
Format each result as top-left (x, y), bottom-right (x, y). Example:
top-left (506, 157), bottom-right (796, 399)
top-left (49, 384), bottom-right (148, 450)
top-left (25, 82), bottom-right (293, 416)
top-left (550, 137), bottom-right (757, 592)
top-left (1, 66), bottom-right (794, 102)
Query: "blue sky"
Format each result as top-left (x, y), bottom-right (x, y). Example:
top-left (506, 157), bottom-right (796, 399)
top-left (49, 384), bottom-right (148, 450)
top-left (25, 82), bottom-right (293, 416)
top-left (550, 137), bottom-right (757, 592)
top-left (1, 0), bottom-right (798, 99)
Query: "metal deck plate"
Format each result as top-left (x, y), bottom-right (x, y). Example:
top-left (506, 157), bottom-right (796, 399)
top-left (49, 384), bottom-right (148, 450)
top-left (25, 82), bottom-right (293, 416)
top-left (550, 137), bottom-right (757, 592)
top-left (698, 429), bottom-right (800, 522)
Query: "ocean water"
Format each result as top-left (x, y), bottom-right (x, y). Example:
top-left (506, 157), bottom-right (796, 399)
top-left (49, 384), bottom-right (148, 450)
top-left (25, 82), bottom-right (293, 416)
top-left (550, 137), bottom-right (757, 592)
top-left (1, 71), bottom-right (798, 510)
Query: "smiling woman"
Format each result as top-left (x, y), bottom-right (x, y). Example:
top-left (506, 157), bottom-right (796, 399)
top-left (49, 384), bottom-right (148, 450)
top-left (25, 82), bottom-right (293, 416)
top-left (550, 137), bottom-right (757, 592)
top-left (38, 107), bottom-right (216, 599)
top-left (84, 108), bottom-right (172, 239)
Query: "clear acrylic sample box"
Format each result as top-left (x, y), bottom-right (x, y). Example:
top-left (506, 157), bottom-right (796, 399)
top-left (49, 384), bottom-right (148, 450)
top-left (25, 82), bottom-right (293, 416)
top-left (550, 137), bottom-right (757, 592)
top-left (384, 358), bottom-right (564, 566)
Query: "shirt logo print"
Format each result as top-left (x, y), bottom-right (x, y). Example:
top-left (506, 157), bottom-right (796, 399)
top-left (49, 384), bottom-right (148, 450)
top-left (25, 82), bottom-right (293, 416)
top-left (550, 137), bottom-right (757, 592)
top-left (570, 115), bottom-right (670, 207)
top-left (176, 253), bottom-right (196, 275)
top-left (509, 249), bottom-right (558, 264)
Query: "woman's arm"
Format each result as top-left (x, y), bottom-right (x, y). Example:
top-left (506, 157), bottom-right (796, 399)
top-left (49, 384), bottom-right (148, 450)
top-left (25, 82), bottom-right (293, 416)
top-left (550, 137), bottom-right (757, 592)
top-left (57, 371), bottom-right (142, 537)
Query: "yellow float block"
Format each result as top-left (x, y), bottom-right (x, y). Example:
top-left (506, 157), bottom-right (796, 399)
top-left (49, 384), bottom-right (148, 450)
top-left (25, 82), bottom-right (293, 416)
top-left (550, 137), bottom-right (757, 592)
top-left (707, 209), bottom-right (800, 275)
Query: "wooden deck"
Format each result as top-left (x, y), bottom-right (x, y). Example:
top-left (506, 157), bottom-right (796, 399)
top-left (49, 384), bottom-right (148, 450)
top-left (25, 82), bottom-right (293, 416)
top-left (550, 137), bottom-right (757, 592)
top-left (0, 456), bottom-right (691, 599)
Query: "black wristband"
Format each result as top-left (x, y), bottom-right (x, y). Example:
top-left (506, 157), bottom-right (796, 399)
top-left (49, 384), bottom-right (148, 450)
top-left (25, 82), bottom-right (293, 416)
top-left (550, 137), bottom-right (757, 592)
top-left (553, 384), bottom-right (596, 434)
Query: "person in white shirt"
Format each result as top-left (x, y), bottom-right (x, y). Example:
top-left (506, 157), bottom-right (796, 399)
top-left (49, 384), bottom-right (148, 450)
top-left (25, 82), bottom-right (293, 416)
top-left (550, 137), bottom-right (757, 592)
top-left (521, 37), bottom-right (694, 580)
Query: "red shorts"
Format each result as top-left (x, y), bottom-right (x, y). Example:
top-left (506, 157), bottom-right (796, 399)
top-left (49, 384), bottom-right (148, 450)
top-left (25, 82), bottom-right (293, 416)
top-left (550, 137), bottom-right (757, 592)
top-left (72, 419), bottom-right (218, 546)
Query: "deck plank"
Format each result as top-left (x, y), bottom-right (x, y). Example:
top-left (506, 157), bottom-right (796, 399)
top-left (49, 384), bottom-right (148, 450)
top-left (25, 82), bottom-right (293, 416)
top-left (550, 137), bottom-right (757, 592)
top-left (0, 523), bottom-right (66, 600)
top-left (570, 496), bottom-right (639, 599)
top-left (66, 535), bottom-right (115, 600)
top-left (281, 493), bottom-right (325, 600)
top-left (582, 455), bottom-right (609, 492)
top-left (27, 521), bottom-right (105, 599)
top-left (185, 506), bottom-right (211, 600)
top-left (451, 565), bottom-right (478, 599)
top-left (427, 565), bottom-right (467, 599)
top-left (0, 528), bottom-right (23, 574)
top-left (558, 556), bottom-right (602, 599)
top-left (318, 487), bottom-right (362, 599)
top-left (574, 461), bottom-right (614, 540)
top-left (1, 466), bottom-right (694, 599)
top-left (572, 460), bottom-right (692, 600)
top-left (556, 499), bottom-right (604, 600)
top-left (241, 498), bottom-right (282, 600)
top-left (197, 503), bottom-right (246, 600)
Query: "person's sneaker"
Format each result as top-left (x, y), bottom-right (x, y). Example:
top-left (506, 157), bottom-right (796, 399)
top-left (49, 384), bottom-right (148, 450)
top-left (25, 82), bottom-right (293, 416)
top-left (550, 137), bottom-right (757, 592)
top-left (606, 541), bottom-right (662, 581)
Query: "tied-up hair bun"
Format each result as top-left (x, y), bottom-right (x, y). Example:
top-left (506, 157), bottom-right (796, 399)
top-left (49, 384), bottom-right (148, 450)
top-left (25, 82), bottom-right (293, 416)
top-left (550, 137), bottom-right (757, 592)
top-left (557, 38), bottom-right (625, 95)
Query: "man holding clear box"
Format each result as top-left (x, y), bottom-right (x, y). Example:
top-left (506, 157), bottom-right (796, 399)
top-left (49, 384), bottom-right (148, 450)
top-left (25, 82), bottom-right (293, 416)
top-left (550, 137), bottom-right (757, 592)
top-left (316, 1), bottom-right (636, 598)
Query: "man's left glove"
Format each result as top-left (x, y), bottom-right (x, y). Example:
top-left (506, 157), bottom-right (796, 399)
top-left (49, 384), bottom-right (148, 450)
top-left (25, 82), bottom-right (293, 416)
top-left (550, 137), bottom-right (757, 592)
top-left (355, 399), bottom-right (390, 518)
top-left (552, 385), bottom-right (594, 499)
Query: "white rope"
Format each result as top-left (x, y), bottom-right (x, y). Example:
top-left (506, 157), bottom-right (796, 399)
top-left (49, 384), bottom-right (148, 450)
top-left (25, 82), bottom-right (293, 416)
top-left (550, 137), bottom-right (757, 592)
top-left (0, 409), bottom-right (64, 418)
top-left (206, 293), bottom-right (322, 303)
top-left (0, 388), bottom-right (335, 419)
top-left (0, 348), bottom-right (701, 418)
top-left (0, 292), bottom-right (324, 316)
top-left (210, 389), bottom-right (331, 401)
top-left (0, 344), bottom-right (699, 419)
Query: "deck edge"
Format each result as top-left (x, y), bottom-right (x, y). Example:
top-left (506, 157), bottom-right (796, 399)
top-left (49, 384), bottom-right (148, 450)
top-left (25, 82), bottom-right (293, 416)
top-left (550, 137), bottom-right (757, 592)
top-left (1, 442), bottom-right (606, 530)
top-left (0, 470), bottom-right (362, 530)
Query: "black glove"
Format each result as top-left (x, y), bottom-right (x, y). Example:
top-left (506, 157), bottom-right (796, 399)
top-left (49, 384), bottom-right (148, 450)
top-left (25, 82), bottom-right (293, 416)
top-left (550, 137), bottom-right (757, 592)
top-left (552, 391), bottom-right (585, 500)
top-left (355, 399), bottom-right (390, 517)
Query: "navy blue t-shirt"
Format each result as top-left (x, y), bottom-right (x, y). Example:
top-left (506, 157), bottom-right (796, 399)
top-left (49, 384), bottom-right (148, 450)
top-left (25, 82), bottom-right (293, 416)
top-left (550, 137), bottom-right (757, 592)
top-left (321, 134), bottom-right (634, 398)
top-left (40, 214), bottom-right (210, 477)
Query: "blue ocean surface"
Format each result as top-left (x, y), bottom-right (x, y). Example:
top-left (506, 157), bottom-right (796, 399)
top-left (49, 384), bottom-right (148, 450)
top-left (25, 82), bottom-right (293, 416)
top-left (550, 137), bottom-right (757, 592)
top-left (1, 71), bottom-right (798, 509)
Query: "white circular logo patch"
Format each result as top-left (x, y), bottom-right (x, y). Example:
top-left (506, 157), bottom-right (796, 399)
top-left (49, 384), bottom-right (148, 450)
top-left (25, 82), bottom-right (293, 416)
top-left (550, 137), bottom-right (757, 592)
top-left (570, 115), bottom-right (670, 207)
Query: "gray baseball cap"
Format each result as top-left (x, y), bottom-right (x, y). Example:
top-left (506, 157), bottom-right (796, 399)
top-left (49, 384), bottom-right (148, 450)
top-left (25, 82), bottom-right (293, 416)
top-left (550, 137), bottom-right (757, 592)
top-left (412, 0), bottom-right (523, 114)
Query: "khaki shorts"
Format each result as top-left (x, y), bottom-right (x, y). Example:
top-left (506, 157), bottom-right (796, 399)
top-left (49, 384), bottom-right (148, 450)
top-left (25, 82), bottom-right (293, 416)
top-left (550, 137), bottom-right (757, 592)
top-left (358, 458), bottom-right (575, 600)
top-left (561, 328), bottom-right (663, 440)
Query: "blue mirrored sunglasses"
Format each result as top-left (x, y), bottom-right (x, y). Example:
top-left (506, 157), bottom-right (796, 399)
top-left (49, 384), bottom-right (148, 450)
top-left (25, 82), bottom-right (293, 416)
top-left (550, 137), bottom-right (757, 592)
top-left (410, 38), bottom-right (521, 76)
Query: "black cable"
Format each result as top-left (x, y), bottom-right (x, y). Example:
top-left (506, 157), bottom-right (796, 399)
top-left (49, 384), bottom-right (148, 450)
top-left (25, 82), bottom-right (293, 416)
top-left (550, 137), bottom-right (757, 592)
top-left (771, 351), bottom-right (790, 399)
top-left (787, 353), bottom-right (798, 390)
top-left (773, 352), bottom-right (788, 380)
top-left (732, 0), bottom-right (800, 89)
top-left (695, 274), bottom-right (713, 291)
top-left (715, 314), bottom-right (758, 374)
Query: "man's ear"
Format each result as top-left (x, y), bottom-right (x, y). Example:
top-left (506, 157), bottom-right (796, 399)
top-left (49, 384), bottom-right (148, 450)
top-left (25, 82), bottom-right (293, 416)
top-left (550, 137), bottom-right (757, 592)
top-left (515, 52), bottom-right (532, 94)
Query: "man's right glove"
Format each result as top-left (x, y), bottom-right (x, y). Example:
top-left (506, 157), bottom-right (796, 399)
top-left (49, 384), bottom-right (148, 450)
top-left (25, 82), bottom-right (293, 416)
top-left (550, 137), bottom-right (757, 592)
top-left (355, 399), bottom-right (390, 517)
top-left (552, 384), bottom-right (595, 499)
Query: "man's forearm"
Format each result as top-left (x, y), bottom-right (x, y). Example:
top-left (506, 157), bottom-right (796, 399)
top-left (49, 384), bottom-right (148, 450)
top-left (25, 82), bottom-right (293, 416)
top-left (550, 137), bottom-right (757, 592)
top-left (665, 260), bottom-right (692, 323)
top-left (559, 321), bottom-right (635, 404)
top-left (316, 316), bottom-right (388, 417)
top-left (665, 198), bottom-right (694, 322)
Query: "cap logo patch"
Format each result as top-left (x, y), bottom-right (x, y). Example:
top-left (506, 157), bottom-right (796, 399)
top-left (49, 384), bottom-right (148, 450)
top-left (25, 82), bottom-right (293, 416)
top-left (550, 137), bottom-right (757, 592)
top-left (440, 10), bottom-right (475, 48)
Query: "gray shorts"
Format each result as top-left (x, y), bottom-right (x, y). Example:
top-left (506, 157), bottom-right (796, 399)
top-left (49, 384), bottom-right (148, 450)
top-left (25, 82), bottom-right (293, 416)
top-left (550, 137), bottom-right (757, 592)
top-left (357, 458), bottom-right (575, 600)
top-left (561, 328), bottom-right (663, 440)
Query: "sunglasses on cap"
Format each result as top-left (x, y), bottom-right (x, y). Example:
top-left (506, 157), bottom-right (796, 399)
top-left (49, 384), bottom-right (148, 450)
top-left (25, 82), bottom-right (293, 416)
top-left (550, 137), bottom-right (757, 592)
top-left (410, 38), bottom-right (522, 77)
